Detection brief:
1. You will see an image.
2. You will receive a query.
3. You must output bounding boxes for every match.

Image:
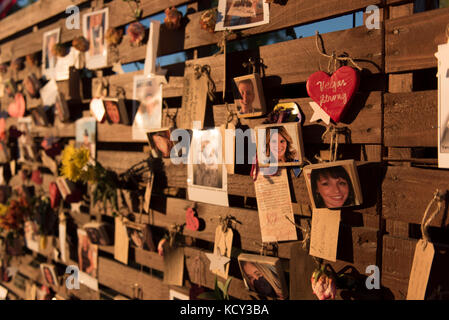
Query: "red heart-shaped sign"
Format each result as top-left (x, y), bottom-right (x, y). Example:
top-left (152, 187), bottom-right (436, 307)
top-left (186, 207), bottom-right (200, 231)
top-left (306, 66), bottom-right (359, 123)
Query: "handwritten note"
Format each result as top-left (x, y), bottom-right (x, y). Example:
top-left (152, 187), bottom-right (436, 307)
top-left (309, 208), bottom-right (341, 262)
top-left (179, 71), bottom-right (208, 129)
top-left (406, 240), bottom-right (435, 300)
top-left (254, 169), bottom-right (297, 243)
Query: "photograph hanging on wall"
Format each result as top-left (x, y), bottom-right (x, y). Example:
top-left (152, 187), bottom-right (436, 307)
top-left (187, 128), bottom-right (229, 207)
top-left (75, 117), bottom-right (96, 159)
top-left (146, 128), bottom-right (174, 159)
top-left (233, 73), bottom-right (266, 118)
top-left (255, 122), bottom-right (305, 168)
top-left (77, 228), bottom-right (99, 291)
top-left (17, 117), bottom-right (36, 162)
top-left (237, 253), bottom-right (288, 300)
top-left (40, 264), bottom-right (59, 289)
top-left (132, 75), bottom-right (163, 141)
top-left (42, 28), bottom-right (60, 79)
top-left (215, 0), bottom-right (269, 31)
top-left (436, 42), bottom-right (449, 168)
top-left (83, 8), bottom-right (109, 69)
top-left (104, 98), bottom-right (130, 125)
top-left (303, 159), bottom-right (363, 210)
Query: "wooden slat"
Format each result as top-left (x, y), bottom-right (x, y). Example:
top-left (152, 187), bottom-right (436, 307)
top-left (0, 0), bottom-right (88, 42)
top-left (98, 257), bottom-right (169, 300)
top-left (184, 0), bottom-right (381, 50)
top-left (384, 90), bottom-right (436, 147)
top-left (385, 7), bottom-right (449, 73)
top-left (382, 166), bottom-right (449, 226)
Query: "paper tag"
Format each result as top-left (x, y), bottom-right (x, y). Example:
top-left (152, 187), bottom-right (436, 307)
top-left (211, 226), bottom-right (233, 279)
top-left (114, 217), bottom-right (129, 265)
top-left (163, 246), bottom-right (184, 286)
top-left (144, 20), bottom-right (161, 77)
top-left (406, 240), bottom-right (435, 300)
top-left (254, 169), bottom-right (297, 243)
top-left (179, 71), bottom-right (208, 129)
top-left (143, 173), bottom-right (154, 214)
top-left (309, 208), bottom-right (341, 262)
top-left (221, 124), bottom-right (235, 175)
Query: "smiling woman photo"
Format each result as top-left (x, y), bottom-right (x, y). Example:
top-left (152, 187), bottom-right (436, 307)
top-left (265, 126), bottom-right (298, 164)
top-left (310, 165), bottom-right (356, 209)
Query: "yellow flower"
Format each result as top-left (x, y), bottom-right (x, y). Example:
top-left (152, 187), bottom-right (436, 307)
top-left (0, 204), bottom-right (7, 217)
top-left (60, 145), bottom-right (91, 182)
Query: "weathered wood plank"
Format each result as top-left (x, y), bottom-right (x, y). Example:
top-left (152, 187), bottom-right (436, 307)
top-left (382, 166), bottom-right (449, 226)
top-left (384, 90), bottom-right (436, 147)
top-left (98, 257), bottom-right (169, 300)
top-left (386, 7), bottom-right (449, 73)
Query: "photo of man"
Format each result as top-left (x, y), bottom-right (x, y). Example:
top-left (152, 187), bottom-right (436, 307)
top-left (233, 74), bottom-right (266, 117)
top-left (42, 29), bottom-right (60, 78)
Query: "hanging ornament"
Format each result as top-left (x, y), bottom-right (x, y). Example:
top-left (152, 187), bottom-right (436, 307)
top-left (164, 7), bottom-right (182, 30)
top-left (185, 207), bottom-right (200, 232)
top-left (72, 36), bottom-right (90, 52)
top-left (127, 22), bottom-right (146, 47)
top-left (199, 8), bottom-right (218, 33)
top-left (8, 93), bottom-right (25, 118)
top-left (306, 66), bottom-right (359, 123)
top-left (106, 28), bottom-right (123, 46)
top-left (205, 248), bottom-right (231, 276)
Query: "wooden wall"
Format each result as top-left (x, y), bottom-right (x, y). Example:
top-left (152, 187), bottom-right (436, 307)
top-left (0, 0), bottom-right (447, 300)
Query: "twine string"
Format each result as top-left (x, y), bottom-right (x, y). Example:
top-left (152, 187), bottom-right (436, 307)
top-left (285, 215), bottom-right (310, 250)
top-left (421, 190), bottom-right (445, 248)
top-left (163, 100), bottom-right (178, 128)
top-left (194, 64), bottom-right (216, 102)
top-left (315, 31), bottom-right (363, 73)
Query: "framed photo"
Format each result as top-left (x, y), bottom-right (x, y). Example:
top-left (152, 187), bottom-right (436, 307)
top-left (132, 75), bottom-right (163, 140)
top-left (42, 28), bottom-right (60, 79)
top-left (125, 222), bottom-right (155, 251)
top-left (215, 0), bottom-right (269, 31)
top-left (75, 117), bottom-right (96, 159)
top-left (54, 91), bottom-right (70, 122)
top-left (187, 128), bottom-right (229, 207)
top-left (233, 73), bottom-right (266, 118)
top-left (169, 289), bottom-right (189, 300)
top-left (104, 97), bottom-right (130, 125)
top-left (146, 128), bottom-right (174, 159)
top-left (77, 228), bottom-right (98, 278)
top-left (238, 253), bottom-right (288, 300)
top-left (30, 107), bottom-right (49, 127)
top-left (303, 160), bottom-right (363, 210)
top-left (83, 222), bottom-right (112, 246)
top-left (255, 122), bottom-right (305, 167)
top-left (40, 263), bottom-right (59, 289)
top-left (83, 8), bottom-right (109, 69)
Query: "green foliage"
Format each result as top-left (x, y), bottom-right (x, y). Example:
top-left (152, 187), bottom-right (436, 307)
top-left (197, 276), bottom-right (232, 300)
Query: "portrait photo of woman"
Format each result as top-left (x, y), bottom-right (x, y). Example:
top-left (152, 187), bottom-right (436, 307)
top-left (77, 229), bottom-right (97, 277)
top-left (147, 129), bottom-right (174, 159)
top-left (233, 74), bottom-right (266, 118)
top-left (256, 122), bottom-right (304, 167)
top-left (238, 254), bottom-right (288, 300)
top-left (304, 160), bottom-right (363, 209)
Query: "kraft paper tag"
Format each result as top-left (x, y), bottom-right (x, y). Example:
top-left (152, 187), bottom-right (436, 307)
top-left (309, 208), bottom-right (341, 262)
top-left (40, 150), bottom-right (58, 175)
top-left (143, 173), bottom-right (154, 214)
top-left (179, 71), bottom-right (208, 129)
top-left (406, 240), bottom-right (435, 300)
top-left (163, 246), bottom-right (184, 286)
top-left (114, 217), bottom-right (129, 265)
top-left (211, 226), bottom-right (233, 279)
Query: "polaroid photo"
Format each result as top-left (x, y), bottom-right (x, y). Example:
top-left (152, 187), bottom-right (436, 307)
top-left (103, 97), bottom-right (130, 125)
top-left (303, 159), bottom-right (363, 210)
top-left (238, 253), bottom-right (288, 300)
top-left (255, 122), bottom-right (305, 168)
top-left (215, 0), bottom-right (269, 31)
top-left (169, 289), bottom-right (189, 300)
top-left (132, 75), bottom-right (163, 141)
top-left (83, 222), bottom-right (112, 246)
top-left (54, 91), bottom-right (70, 122)
top-left (187, 128), bottom-right (229, 207)
top-left (146, 128), bottom-right (174, 159)
top-left (42, 28), bottom-right (60, 79)
top-left (77, 228), bottom-right (99, 289)
top-left (233, 73), bottom-right (266, 118)
top-left (40, 263), bottom-right (59, 289)
top-left (125, 222), bottom-right (156, 251)
top-left (83, 8), bottom-right (109, 69)
top-left (75, 117), bottom-right (96, 159)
